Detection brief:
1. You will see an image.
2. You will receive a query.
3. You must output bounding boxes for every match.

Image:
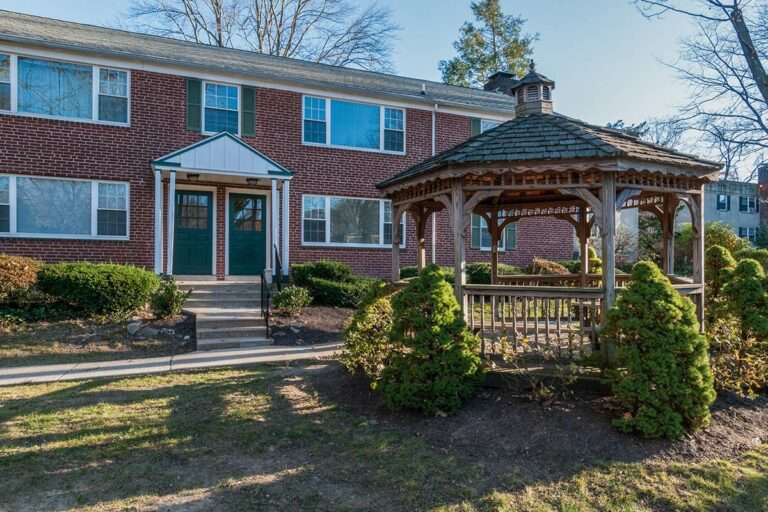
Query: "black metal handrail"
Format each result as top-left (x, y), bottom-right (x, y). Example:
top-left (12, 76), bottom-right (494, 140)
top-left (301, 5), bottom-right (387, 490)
top-left (273, 243), bottom-right (283, 292)
top-left (260, 269), bottom-right (271, 337)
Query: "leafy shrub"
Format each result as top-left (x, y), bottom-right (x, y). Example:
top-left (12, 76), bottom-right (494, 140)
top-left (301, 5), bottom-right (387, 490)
top-left (307, 276), bottom-right (376, 308)
top-left (706, 221), bottom-right (749, 255)
top-left (377, 265), bottom-right (483, 415)
top-left (606, 261), bottom-right (715, 439)
top-left (399, 266), bottom-right (420, 280)
top-left (291, 261), bottom-right (353, 287)
top-left (704, 245), bottom-right (737, 325)
top-left (0, 254), bottom-right (41, 300)
top-left (273, 285), bottom-right (312, 316)
top-left (588, 246), bottom-right (603, 274)
top-left (527, 257), bottom-right (569, 275)
top-left (734, 248), bottom-right (768, 273)
top-left (708, 318), bottom-right (768, 397)
top-left (150, 275), bottom-right (190, 319)
top-left (557, 259), bottom-right (582, 273)
top-left (465, 262), bottom-right (523, 284)
top-left (724, 259), bottom-right (768, 341)
top-left (38, 262), bottom-right (160, 316)
top-left (341, 282), bottom-right (397, 378)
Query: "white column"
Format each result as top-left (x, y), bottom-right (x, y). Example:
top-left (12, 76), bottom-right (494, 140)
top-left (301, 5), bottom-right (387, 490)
top-left (153, 169), bottom-right (163, 274)
top-left (166, 171), bottom-right (176, 275)
top-left (281, 180), bottom-right (290, 276)
top-left (391, 206), bottom-right (403, 282)
top-left (271, 179), bottom-right (280, 277)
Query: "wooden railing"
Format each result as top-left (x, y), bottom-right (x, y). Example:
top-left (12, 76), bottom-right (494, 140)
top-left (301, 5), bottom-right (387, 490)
top-left (495, 272), bottom-right (632, 288)
top-left (463, 276), bottom-right (704, 360)
top-left (465, 284), bottom-right (603, 360)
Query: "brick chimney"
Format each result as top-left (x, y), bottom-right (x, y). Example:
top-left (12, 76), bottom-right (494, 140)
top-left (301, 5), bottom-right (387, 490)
top-left (509, 61), bottom-right (555, 117)
top-left (759, 164), bottom-right (768, 227)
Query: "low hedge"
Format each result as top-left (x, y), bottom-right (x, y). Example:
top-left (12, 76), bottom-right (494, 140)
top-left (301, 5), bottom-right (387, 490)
top-left (465, 262), bottom-right (522, 284)
top-left (307, 276), bottom-right (378, 308)
top-left (38, 262), bottom-right (160, 315)
top-left (291, 261), bottom-right (353, 287)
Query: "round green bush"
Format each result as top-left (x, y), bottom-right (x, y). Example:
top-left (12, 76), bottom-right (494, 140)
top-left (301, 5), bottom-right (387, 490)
top-left (724, 259), bottom-right (768, 341)
top-left (150, 275), bottom-right (190, 319)
top-left (273, 285), bottom-right (312, 316)
top-left (704, 245), bottom-right (736, 325)
top-left (605, 261), bottom-right (715, 439)
top-left (377, 265), bottom-right (483, 415)
top-left (307, 276), bottom-right (377, 308)
top-left (38, 262), bottom-right (160, 316)
top-left (291, 261), bottom-right (353, 287)
top-left (341, 282), bottom-right (397, 378)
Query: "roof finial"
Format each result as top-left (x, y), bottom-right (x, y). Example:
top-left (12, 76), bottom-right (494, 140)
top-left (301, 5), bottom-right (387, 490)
top-left (529, 59), bottom-right (536, 73)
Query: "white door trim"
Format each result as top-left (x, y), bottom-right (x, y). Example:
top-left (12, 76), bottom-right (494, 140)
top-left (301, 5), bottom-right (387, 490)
top-left (174, 183), bottom-right (218, 277)
top-left (225, 187), bottom-right (271, 277)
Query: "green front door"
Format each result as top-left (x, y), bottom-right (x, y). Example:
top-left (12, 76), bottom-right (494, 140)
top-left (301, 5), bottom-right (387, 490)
top-left (229, 193), bottom-right (267, 276)
top-left (173, 190), bottom-right (213, 275)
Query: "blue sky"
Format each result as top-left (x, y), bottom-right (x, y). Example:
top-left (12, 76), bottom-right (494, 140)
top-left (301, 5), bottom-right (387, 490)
top-left (1, 0), bottom-right (697, 125)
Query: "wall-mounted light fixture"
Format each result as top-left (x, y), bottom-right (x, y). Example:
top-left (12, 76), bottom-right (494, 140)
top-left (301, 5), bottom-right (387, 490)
top-left (246, 178), bottom-right (260, 186)
top-left (187, 173), bottom-right (200, 181)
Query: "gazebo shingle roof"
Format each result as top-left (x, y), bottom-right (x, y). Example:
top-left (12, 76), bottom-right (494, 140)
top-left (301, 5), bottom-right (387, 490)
top-left (378, 113), bottom-right (721, 189)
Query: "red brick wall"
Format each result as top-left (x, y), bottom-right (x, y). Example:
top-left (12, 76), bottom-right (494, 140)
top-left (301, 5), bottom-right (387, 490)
top-left (0, 67), bottom-right (574, 277)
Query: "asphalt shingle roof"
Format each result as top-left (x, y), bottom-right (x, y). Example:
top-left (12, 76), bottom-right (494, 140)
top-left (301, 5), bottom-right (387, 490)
top-left (378, 113), bottom-right (721, 188)
top-left (0, 10), bottom-right (516, 114)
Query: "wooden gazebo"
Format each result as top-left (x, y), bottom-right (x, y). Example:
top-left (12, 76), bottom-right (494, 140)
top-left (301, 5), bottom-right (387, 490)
top-left (377, 70), bottom-right (721, 363)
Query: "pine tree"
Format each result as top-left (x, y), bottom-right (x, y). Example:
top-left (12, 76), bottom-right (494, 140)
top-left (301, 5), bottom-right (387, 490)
top-left (377, 265), bottom-right (483, 414)
top-left (439, 0), bottom-right (535, 88)
top-left (606, 261), bottom-right (715, 439)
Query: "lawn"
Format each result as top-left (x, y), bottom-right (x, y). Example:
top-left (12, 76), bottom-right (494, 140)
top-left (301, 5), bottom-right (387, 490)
top-left (0, 362), bottom-right (766, 511)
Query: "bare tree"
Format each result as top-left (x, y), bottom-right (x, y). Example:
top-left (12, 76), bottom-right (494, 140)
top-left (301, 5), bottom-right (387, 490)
top-left (606, 117), bottom-right (687, 149)
top-left (635, 0), bottom-right (768, 179)
top-left (127, 0), bottom-right (399, 71)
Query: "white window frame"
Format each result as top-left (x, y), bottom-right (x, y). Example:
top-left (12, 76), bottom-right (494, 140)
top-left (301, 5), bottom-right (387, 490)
top-left (301, 194), bottom-right (405, 248)
top-left (471, 213), bottom-right (517, 252)
top-left (0, 174), bottom-right (130, 241)
top-left (301, 95), bottom-right (407, 155)
top-left (202, 80), bottom-right (241, 136)
top-left (739, 226), bottom-right (757, 243)
top-left (739, 195), bottom-right (758, 213)
top-left (480, 119), bottom-right (501, 133)
top-left (716, 193), bottom-right (730, 212)
top-left (96, 67), bottom-right (130, 124)
top-left (0, 52), bottom-right (131, 126)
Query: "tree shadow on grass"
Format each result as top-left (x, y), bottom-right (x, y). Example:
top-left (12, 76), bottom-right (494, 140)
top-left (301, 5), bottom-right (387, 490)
top-left (2, 362), bottom-right (767, 511)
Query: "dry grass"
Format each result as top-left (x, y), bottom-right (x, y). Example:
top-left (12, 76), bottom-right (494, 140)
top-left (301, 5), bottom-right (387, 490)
top-left (0, 363), bottom-right (766, 511)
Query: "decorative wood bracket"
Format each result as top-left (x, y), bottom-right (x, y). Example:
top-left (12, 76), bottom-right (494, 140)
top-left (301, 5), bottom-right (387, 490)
top-left (560, 188), bottom-right (603, 235)
top-left (678, 194), bottom-right (702, 236)
top-left (616, 188), bottom-right (641, 209)
top-left (462, 190), bottom-right (503, 229)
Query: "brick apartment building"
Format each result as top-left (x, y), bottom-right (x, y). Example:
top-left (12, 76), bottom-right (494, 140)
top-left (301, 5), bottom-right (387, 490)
top-left (0, 11), bottom-right (573, 279)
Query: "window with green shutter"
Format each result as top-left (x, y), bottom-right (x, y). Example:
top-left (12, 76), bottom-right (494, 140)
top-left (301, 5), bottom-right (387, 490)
top-left (186, 78), bottom-right (202, 132)
top-left (241, 86), bottom-right (256, 136)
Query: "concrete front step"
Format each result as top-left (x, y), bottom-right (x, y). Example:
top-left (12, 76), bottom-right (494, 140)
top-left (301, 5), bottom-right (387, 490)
top-left (197, 337), bottom-right (272, 350)
top-left (195, 315), bottom-right (265, 329)
top-left (185, 300), bottom-right (263, 310)
top-left (197, 325), bottom-right (268, 340)
top-left (179, 283), bottom-right (260, 292)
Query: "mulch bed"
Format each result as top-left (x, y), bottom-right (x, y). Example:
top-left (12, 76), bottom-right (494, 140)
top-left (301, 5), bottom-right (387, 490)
top-left (270, 306), bottom-right (353, 345)
top-left (306, 362), bottom-right (768, 481)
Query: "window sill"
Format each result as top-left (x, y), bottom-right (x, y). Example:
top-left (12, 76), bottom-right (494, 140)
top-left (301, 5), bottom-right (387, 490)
top-left (0, 109), bottom-right (130, 128)
top-left (302, 242), bottom-right (405, 250)
top-left (301, 141), bottom-right (406, 156)
top-left (0, 233), bottom-right (130, 241)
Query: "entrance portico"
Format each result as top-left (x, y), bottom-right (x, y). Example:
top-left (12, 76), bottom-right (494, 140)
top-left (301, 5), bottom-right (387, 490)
top-left (152, 132), bottom-right (292, 280)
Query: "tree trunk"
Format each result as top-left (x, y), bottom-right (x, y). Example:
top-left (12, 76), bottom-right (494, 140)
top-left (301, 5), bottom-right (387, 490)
top-left (730, 7), bottom-right (768, 104)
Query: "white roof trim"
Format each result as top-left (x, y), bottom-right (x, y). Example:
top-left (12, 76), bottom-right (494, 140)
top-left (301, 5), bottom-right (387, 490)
top-left (153, 132), bottom-right (293, 179)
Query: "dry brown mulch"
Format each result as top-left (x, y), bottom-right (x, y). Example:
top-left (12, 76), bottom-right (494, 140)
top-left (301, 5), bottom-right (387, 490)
top-left (306, 363), bottom-right (768, 481)
top-left (270, 306), bottom-right (352, 345)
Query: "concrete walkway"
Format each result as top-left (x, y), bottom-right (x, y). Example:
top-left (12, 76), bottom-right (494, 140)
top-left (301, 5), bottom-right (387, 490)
top-left (0, 342), bottom-right (343, 386)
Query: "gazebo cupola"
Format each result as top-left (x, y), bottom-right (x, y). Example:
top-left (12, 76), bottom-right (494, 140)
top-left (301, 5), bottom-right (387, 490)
top-left (510, 61), bottom-right (555, 116)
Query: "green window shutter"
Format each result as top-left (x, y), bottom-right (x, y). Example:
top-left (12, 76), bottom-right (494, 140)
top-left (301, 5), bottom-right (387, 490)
top-left (241, 86), bottom-right (256, 136)
top-left (470, 214), bottom-right (481, 249)
top-left (504, 223), bottom-right (517, 250)
top-left (470, 117), bottom-right (481, 136)
top-left (186, 78), bottom-right (202, 132)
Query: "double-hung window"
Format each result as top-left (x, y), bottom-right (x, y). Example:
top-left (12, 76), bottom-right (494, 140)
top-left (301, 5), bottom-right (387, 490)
top-left (716, 193), bottom-right (730, 211)
top-left (98, 68), bottom-right (129, 123)
top-left (302, 95), bottom-right (406, 154)
top-left (0, 53), bottom-right (130, 125)
top-left (0, 175), bottom-right (129, 239)
top-left (470, 214), bottom-right (517, 251)
top-left (204, 82), bottom-right (239, 134)
top-left (739, 227), bottom-right (757, 243)
top-left (739, 195), bottom-right (758, 213)
top-left (0, 54), bottom-right (9, 111)
top-left (480, 119), bottom-right (501, 133)
top-left (302, 194), bottom-right (405, 247)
